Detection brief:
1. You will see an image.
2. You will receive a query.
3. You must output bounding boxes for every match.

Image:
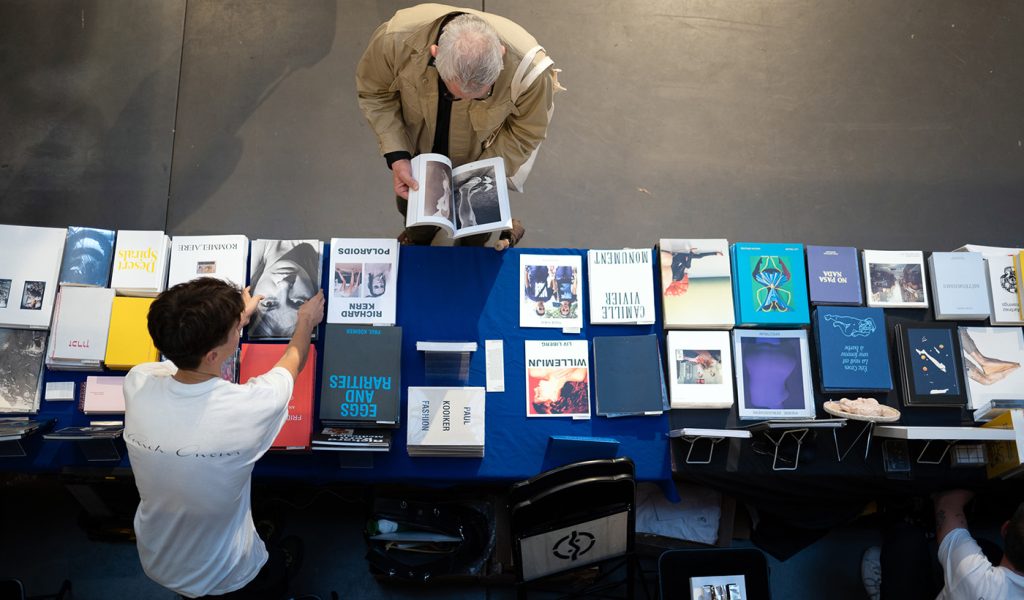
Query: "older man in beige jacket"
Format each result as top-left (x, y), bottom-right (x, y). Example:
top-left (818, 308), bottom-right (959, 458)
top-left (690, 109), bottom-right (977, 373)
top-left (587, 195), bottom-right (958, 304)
top-left (356, 3), bottom-right (559, 245)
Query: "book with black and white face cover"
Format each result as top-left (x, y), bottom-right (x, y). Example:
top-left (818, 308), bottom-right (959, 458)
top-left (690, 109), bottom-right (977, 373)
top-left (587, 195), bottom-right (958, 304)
top-left (0, 224), bottom-right (67, 330)
top-left (406, 154), bottom-right (511, 241)
top-left (110, 230), bottom-right (171, 297)
top-left (167, 234), bottom-right (249, 289)
top-left (248, 239), bottom-right (323, 339)
top-left (58, 226), bottom-right (116, 287)
top-left (326, 238), bottom-right (399, 326)
top-left (0, 328), bottom-right (47, 414)
top-left (587, 249), bottom-right (656, 325)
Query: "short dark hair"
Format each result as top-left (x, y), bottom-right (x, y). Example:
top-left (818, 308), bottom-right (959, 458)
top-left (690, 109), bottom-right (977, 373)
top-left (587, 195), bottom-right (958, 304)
top-left (147, 278), bottom-right (243, 370)
top-left (1006, 502), bottom-right (1024, 571)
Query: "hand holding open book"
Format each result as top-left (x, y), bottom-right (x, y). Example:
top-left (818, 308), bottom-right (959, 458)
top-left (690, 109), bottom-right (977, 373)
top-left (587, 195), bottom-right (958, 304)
top-left (405, 154), bottom-right (513, 240)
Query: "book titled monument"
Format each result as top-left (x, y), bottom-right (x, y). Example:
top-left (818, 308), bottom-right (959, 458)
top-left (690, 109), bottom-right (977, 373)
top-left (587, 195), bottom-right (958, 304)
top-left (665, 330), bottom-right (735, 409)
top-left (658, 239), bottom-right (734, 329)
top-left (928, 252), bottom-right (989, 320)
top-left (805, 245), bottom-right (863, 306)
top-left (524, 340), bottom-right (591, 419)
top-left (0, 223), bottom-right (67, 330)
top-left (240, 343), bottom-right (316, 450)
top-left (587, 249), bottom-right (656, 325)
top-left (319, 324), bottom-right (401, 428)
top-left (813, 306), bottom-right (893, 392)
top-left (326, 238), bottom-right (399, 326)
top-left (733, 329), bottom-right (815, 420)
top-left (110, 230), bottom-right (171, 297)
top-left (406, 154), bottom-right (511, 241)
top-left (958, 326), bottom-right (1024, 412)
top-left (862, 249), bottom-right (928, 309)
top-left (0, 328), bottom-right (47, 414)
top-left (592, 335), bottom-right (665, 416)
top-left (46, 287), bottom-right (115, 370)
top-left (519, 254), bottom-right (585, 330)
top-left (167, 234), bottom-right (249, 289)
top-left (406, 387), bottom-right (485, 457)
top-left (730, 242), bottom-right (810, 327)
top-left (58, 226), bottom-right (116, 287)
top-left (247, 239), bottom-right (324, 339)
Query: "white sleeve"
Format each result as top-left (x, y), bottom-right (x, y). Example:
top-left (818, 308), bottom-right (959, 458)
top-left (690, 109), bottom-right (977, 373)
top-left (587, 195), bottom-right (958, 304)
top-left (937, 528), bottom-right (999, 597)
top-left (243, 366), bottom-right (295, 453)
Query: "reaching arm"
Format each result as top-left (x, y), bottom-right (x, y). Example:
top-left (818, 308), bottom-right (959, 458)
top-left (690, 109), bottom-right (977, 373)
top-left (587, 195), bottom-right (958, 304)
top-left (934, 489), bottom-right (974, 546)
top-left (273, 289), bottom-right (325, 381)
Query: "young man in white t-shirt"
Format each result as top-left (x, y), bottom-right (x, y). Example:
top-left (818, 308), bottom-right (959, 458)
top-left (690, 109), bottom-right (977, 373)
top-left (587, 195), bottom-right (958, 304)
top-left (124, 278), bottom-right (324, 599)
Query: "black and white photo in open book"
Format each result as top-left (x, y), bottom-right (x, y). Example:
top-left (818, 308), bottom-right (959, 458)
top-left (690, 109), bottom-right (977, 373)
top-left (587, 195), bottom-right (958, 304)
top-left (453, 165), bottom-right (501, 229)
top-left (424, 161), bottom-right (453, 220)
top-left (249, 240), bottom-right (321, 338)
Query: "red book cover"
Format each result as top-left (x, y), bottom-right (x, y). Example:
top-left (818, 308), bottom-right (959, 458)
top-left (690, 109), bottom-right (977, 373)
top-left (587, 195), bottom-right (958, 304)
top-left (239, 343), bottom-right (316, 450)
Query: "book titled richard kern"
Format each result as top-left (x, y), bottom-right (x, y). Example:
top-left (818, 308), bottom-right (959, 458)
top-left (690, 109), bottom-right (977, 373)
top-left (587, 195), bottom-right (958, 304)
top-left (319, 325), bottom-right (401, 427)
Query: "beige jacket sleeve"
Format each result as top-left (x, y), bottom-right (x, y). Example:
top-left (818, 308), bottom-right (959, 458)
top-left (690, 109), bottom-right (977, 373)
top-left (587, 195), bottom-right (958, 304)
top-left (355, 22), bottom-right (413, 156)
top-left (478, 65), bottom-right (555, 180)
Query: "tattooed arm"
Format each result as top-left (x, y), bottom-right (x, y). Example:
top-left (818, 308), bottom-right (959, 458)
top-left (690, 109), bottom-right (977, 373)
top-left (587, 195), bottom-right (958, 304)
top-left (933, 489), bottom-right (975, 546)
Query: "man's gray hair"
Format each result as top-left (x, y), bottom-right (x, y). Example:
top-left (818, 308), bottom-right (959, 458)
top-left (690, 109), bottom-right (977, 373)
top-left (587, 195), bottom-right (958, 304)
top-left (435, 14), bottom-right (503, 95)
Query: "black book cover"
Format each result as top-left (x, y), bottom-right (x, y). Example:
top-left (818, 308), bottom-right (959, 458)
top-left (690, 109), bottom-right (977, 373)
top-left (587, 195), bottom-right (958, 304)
top-left (894, 321), bottom-right (966, 408)
top-left (319, 324), bottom-right (402, 427)
top-left (593, 334), bottom-right (665, 416)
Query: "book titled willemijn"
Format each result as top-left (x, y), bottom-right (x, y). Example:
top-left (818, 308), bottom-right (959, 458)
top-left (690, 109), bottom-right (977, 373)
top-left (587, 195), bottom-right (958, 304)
top-left (110, 230), bottom-right (171, 297)
top-left (519, 254), bottom-right (584, 330)
top-left (319, 324), bottom-right (401, 428)
top-left (805, 245), bottom-right (863, 306)
top-left (247, 239), bottom-right (324, 339)
top-left (928, 252), bottom-right (989, 321)
top-left (658, 239), bottom-right (734, 329)
top-left (958, 327), bottom-right (1024, 412)
top-left (592, 335), bottom-right (665, 416)
top-left (326, 238), bottom-right (399, 326)
top-left (0, 328), bottom-right (47, 414)
top-left (240, 343), bottom-right (316, 450)
top-left (524, 340), bottom-right (591, 418)
top-left (813, 306), bottom-right (893, 392)
top-left (587, 249), bottom-right (656, 325)
top-left (731, 242), bottom-right (810, 327)
top-left (665, 330), bottom-right (734, 409)
top-left (406, 387), bottom-right (486, 457)
top-left (733, 329), bottom-right (815, 420)
top-left (167, 234), bottom-right (249, 289)
top-left (406, 154), bottom-right (511, 242)
top-left (58, 226), bottom-right (116, 287)
top-left (0, 223), bottom-right (67, 330)
top-left (862, 249), bottom-right (929, 309)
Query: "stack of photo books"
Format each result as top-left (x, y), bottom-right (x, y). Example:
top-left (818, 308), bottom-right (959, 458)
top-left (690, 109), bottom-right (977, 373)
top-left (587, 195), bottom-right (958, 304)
top-left (110, 230), bottom-right (172, 297)
top-left (310, 427), bottom-right (392, 452)
top-left (46, 287), bottom-right (115, 370)
top-left (406, 387), bottom-right (485, 457)
top-left (43, 423), bottom-right (124, 441)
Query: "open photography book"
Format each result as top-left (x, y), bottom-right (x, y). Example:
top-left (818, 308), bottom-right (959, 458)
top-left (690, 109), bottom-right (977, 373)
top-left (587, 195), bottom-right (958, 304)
top-left (406, 154), bottom-right (512, 239)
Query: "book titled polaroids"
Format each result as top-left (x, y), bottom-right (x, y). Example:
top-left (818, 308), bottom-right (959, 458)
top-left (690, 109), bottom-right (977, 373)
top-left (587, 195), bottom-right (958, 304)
top-left (733, 329), bottom-right (815, 420)
top-left (319, 324), bottom-right (401, 427)
top-left (0, 223), bottom-right (67, 330)
top-left (0, 328), bottom-right (47, 414)
top-left (167, 234), bottom-right (249, 289)
top-left (524, 340), bottom-right (591, 418)
top-left (406, 387), bottom-right (486, 457)
top-left (587, 249), bottom-right (656, 325)
top-left (863, 250), bottom-right (928, 309)
top-left (806, 245), bottom-right (863, 306)
top-left (326, 238), bottom-right (399, 326)
top-left (665, 330), bottom-right (734, 409)
top-left (592, 335), bottom-right (665, 416)
top-left (240, 343), bottom-right (316, 450)
top-left (958, 327), bottom-right (1024, 412)
top-left (894, 322), bottom-right (966, 408)
top-left (519, 254), bottom-right (584, 330)
top-left (813, 306), bottom-right (893, 392)
top-left (406, 154), bottom-right (512, 241)
top-left (110, 230), bottom-right (171, 297)
top-left (929, 252), bottom-right (989, 320)
top-left (730, 242), bottom-right (810, 327)
top-left (58, 226), bottom-right (116, 287)
top-left (80, 376), bottom-right (126, 414)
top-left (247, 239), bottom-right (324, 339)
top-left (658, 239), bottom-right (734, 329)
top-left (104, 297), bottom-right (159, 371)
top-left (46, 287), bottom-right (115, 370)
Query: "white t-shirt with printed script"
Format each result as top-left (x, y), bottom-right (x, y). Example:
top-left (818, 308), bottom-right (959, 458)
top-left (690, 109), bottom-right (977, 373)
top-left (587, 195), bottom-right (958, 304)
top-left (124, 361), bottom-right (292, 598)
top-left (937, 528), bottom-right (1024, 600)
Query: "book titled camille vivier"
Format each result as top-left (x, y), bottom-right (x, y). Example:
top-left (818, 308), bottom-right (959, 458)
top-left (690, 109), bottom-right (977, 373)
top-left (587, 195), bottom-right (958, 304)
top-left (587, 249), bottom-right (656, 325)
top-left (240, 343), bottom-right (316, 450)
top-left (319, 324), bottom-right (401, 428)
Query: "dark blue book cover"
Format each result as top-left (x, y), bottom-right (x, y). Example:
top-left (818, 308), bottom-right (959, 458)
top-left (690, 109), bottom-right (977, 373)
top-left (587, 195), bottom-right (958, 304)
top-left (319, 324), bottom-right (402, 427)
top-left (806, 245), bottom-right (863, 305)
top-left (58, 227), bottom-right (116, 287)
top-left (814, 306), bottom-right (893, 391)
top-left (593, 334), bottom-right (665, 415)
top-left (731, 242), bottom-right (810, 326)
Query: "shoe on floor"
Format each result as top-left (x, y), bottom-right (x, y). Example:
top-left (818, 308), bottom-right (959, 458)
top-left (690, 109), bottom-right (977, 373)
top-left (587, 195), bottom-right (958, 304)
top-left (861, 545), bottom-right (882, 600)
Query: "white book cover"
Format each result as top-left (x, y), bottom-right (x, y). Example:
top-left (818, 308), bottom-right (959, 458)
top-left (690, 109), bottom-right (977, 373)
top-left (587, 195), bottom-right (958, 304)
top-left (959, 327), bottom-right (1024, 411)
top-left (49, 287), bottom-right (115, 362)
top-left (524, 340), bottom-right (591, 418)
top-left (110, 230), bottom-right (170, 295)
top-left (248, 239), bottom-right (324, 339)
top-left (0, 224), bottom-right (67, 329)
top-left (406, 154), bottom-right (511, 240)
top-left (82, 376), bottom-right (127, 414)
top-left (863, 249), bottom-right (929, 309)
top-left (0, 328), bottom-right (47, 414)
top-left (658, 239), bottom-right (734, 329)
top-left (167, 234), bottom-right (249, 289)
top-left (666, 330), bottom-right (734, 409)
top-left (406, 387), bottom-right (485, 447)
top-left (733, 329), bottom-right (815, 420)
top-left (928, 252), bottom-right (989, 320)
top-left (326, 238), bottom-right (399, 325)
top-left (982, 254), bottom-right (1024, 325)
top-left (587, 249), bottom-right (656, 325)
top-left (519, 254), bottom-right (584, 329)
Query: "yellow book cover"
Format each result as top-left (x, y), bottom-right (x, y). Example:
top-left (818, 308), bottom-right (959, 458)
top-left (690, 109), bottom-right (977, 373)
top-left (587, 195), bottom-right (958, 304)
top-left (983, 409), bottom-right (1024, 479)
top-left (104, 297), bottom-right (159, 370)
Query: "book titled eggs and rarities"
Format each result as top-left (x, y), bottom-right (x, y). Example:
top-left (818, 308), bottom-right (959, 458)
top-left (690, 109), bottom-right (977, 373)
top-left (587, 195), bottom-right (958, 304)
top-left (319, 325), bottom-right (401, 428)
